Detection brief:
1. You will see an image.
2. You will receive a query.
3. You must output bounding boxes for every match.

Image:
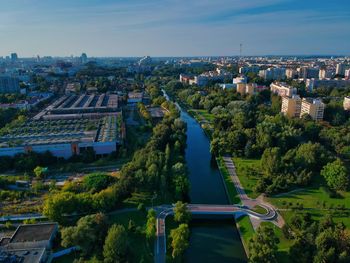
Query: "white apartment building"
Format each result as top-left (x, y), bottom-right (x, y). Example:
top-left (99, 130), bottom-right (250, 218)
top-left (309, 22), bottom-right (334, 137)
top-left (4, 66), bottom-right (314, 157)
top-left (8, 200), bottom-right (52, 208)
top-left (344, 96), bottom-right (350, 111)
top-left (285, 68), bottom-right (297, 79)
top-left (319, 69), bottom-right (334, 80)
top-left (270, 82), bottom-right (297, 97)
top-left (300, 98), bottom-right (325, 121)
top-left (345, 69), bottom-right (350, 80)
top-left (281, 95), bottom-right (301, 118)
top-left (336, 63), bottom-right (345, 75)
top-left (259, 68), bottom-right (286, 80)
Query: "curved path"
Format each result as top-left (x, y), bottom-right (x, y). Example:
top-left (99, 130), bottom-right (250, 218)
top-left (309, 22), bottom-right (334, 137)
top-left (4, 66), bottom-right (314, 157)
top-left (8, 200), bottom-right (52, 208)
top-left (154, 202), bottom-right (277, 263)
top-left (154, 156), bottom-right (284, 263)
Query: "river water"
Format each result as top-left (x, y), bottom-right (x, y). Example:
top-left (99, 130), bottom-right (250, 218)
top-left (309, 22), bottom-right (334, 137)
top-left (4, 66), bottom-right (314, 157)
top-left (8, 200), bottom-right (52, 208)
top-left (180, 109), bottom-right (247, 263)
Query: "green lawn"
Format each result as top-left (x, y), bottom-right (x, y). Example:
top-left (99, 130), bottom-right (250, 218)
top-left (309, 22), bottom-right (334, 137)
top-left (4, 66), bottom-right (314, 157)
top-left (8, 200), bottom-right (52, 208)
top-left (236, 215), bottom-right (254, 251)
top-left (251, 205), bottom-right (267, 214)
top-left (233, 158), bottom-right (261, 199)
top-left (268, 186), bottom-right (350, 227)
top-left (217, 157), bottom-right (241, 204)
top-left (188, 109), bottom-right (215, 124)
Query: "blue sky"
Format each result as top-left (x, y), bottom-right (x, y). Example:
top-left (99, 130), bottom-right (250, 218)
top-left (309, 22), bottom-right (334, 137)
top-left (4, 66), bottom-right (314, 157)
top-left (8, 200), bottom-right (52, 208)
top-left (0, 0), bottom-right (349, 57)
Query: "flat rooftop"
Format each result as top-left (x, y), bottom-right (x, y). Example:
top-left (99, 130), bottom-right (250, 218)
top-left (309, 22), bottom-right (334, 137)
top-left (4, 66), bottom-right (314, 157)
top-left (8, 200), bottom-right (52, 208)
top-left (34, 93), bottom-right (120, 120)
top-left (0, 114), bottom-right (122, 147)
top-left (148, 107), bottom-right (166, 118)
top-left (0, 248), bottom-right (45, 263)
top-left (10, 223), bottom-right (57, 243)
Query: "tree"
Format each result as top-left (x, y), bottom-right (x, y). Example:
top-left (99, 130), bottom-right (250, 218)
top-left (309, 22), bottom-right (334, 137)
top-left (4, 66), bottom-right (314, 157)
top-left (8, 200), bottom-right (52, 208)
top-left (83, 173), bottom-right (112, 193)
top-left (261, 147), bottom-right (282, 176)
top-left (103, 224), bottom-right (128, 263)
top-left (34, 166), bottom-right (47, 178)
top-left (248, 225), bottom-right (279, 263)
top-left (321, 159), bottom-right (349, 191)
top-left (43, 192), bottom-right (78, 223)
top-left (173, 201), bottom-right (191, 224)
top-left (145, 209), bottom-right (157, 239)
top-left (61, 213), bottom-right (108, 257)
top-left (170, 224), bottom-right (190, 259)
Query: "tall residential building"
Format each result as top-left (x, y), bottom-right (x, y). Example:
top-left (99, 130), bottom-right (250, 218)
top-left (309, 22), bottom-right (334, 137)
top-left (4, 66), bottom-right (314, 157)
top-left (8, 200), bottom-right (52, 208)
top-left (259, 67), bottom-right (286, 80)
top-left (345, 69), bottom-right (350, 80)
top-left (80, 53), bottom-right (88, 64)
top-left (300, 98), bottom-right (325, 121)
top-left (281, 95), bottom-right (301, 118)
top-left (285, 68), bottom-right (297, 79)
top-left (344, 96), bottom-right (350, 111)
top-left (319, 68), bottom-right (334, 79)
top-left (10, 53), bottom-right (18, 62)
top-left (0, 76), bottom-right (20, 94)
top-left (306, 78), bottom-right (350, 91)
top-left (336, 63), bottom-right (345, 75)
top-left (239, 66), bottom-right (260, 75)
top-left (270, 82), bottom-right (297, 97)
top-left (298, 67), bottom-right (319, 79)
top-left (236, 83), bottom-right (257, 95)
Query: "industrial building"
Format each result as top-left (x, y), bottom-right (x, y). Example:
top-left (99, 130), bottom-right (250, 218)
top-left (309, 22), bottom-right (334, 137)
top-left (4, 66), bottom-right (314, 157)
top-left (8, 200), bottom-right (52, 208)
top-left (0, 93), bottom-right (125, 159)
top-left (0, 223), bottom-right (58, 263)
top-left (34, 93), bottom-right (120, 120)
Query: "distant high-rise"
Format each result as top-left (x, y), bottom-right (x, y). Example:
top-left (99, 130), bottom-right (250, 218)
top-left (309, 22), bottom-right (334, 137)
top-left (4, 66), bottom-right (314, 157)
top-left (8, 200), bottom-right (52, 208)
top-left (10, 53), bottom-right (18, 62)
top-left (0, 76), bottom-right (20, 94)
top-left (285, 68), bottom-right (297, 79)
top-left (138, 56), bottom-right (152, 65)
top-left (345, 69), bottom-right (350, 80)
top-left (81, 53), bottom-right (88, 64)
top-left (319, 68), bottom-right (334, 79)
top-left (336, 63), bottom-right (345, 76)
top-left (298, 67), bottom-right (319, 79)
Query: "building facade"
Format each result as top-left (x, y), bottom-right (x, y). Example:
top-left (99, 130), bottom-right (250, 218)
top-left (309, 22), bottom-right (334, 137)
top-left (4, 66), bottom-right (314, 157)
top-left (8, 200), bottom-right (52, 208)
top-left (344, 96), bottom-right (350, 111)
top-left (300, 98), bottom-right (325, 121)
top-left (0, 76), bottom-right (20, 94)
top-left (270, 82), bottom-right (297, 97)
top-left (281, 95), bottom-right (301, 118)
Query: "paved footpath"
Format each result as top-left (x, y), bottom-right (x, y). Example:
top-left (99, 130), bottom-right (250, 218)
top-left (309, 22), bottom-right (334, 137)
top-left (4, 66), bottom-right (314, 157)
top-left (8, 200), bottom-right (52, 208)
top-left (222, 156), bottom-right (285, 229)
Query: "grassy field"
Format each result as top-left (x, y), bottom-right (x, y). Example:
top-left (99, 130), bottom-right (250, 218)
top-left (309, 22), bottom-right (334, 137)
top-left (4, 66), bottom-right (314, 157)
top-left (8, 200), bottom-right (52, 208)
top-left (216, 157), bottom-right (241, 204)
top-left (236, 215), bottom-right (254, 251)
top-left (187, 109), bottom-right (215, 124)
top-left (268, 186), bottom-right (350, 227)
top-left (233, 158), bottom-right (261, 199)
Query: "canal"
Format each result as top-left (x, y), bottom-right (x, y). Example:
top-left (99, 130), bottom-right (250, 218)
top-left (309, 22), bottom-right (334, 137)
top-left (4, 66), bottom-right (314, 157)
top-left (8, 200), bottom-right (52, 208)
top-left (162, 89), bottom-right (246, 263)
top-left (181, 109), bottom-right (247, 263)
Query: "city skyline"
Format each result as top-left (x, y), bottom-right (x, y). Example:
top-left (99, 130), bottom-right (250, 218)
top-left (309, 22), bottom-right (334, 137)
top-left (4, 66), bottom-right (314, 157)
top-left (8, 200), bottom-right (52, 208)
top-left (0, 0), bottom-right (349, 57)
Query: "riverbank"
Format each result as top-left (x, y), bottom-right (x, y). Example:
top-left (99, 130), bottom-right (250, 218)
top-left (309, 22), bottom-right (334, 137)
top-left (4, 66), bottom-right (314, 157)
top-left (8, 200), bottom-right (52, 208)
top-left (167, 91), bottom-right (247, 262)
top-left (164, 91), bottom-right (250, 262)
